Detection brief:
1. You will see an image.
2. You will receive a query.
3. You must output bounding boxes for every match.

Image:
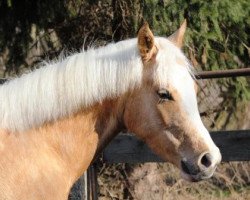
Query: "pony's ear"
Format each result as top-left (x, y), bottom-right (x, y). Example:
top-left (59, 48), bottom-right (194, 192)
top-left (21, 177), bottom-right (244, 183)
top-left (137, 22), bottom-right (156, 62)
top-left (168, 19), bottom-right (187, 48)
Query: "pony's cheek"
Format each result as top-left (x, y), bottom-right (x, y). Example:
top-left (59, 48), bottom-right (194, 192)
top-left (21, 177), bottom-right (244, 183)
top-left (145, 133), bottom-right (181, 166)
top-left (156, 102), bottom-right (178, 127)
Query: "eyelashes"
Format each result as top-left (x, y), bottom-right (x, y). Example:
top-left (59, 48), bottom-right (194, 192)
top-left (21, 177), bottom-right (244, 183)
top-left (157, 89), bottom-right (174, 101)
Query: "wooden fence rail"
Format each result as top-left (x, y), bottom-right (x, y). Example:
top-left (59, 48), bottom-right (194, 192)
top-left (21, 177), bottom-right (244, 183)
top-left (195, 68), bottom-right (250, 79)
top-left (103, 130), bottom-right (250, 163)
top-left (83, 129), bottom-right (250, 200)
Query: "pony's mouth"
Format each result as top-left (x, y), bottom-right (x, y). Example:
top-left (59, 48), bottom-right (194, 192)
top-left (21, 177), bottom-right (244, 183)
top-left (179, 151), bottom-right (221, 182)
top-left (180, 166), bottom-right (217, 182)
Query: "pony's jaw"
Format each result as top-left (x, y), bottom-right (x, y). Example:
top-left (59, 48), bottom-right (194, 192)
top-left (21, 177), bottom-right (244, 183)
top-left (176, 118), bottom-right (222, 182)
top-left (161, 127), bottom-right (221, 182)
top-left (179, 143), bottom-right (221, 182)
top-left (180, 162), bottom-right (218, 182)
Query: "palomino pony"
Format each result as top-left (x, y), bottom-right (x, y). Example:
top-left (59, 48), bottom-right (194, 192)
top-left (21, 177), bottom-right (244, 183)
top-left (0, 21), bottom-right (221, 199)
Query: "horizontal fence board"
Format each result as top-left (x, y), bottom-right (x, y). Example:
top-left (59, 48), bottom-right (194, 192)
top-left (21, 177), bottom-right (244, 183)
top-left (103, 130), bottom-right (250, 163)
top-left (195, 68), bottom-right (250, 79)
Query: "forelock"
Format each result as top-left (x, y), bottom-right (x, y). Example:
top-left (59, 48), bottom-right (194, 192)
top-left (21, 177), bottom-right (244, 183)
top-left (153, 37), bottom-right (194, 88)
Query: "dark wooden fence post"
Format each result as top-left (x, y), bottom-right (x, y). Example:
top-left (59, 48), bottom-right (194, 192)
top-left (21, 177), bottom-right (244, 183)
top-left (68, 172), bottom-right (88, 200)
top-left (87, 164), bottom-right (99, 200)
top-left (69, 164), bottom-right (99, 200)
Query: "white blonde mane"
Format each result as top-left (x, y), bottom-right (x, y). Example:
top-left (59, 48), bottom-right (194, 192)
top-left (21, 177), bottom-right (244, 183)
top-left (0, 37), bottom-right (192, 132)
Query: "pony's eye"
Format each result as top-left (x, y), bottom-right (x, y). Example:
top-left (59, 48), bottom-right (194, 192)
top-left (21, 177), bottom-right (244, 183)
top-left (157, 89), bottom-right (173, 100)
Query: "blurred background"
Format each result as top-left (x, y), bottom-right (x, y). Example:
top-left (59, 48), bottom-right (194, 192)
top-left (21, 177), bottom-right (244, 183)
top-left (0, 0), bottom-right (249, 199)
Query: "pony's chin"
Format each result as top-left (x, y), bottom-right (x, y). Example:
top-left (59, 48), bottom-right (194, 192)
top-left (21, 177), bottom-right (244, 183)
top-left (180, 171), bottom-right (200, 182)
top-left (180, 170), bottom-right (214, 182)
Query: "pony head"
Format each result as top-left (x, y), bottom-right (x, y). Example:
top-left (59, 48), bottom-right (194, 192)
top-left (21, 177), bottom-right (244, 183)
top-left (124, 21), bottom-right (221, 182)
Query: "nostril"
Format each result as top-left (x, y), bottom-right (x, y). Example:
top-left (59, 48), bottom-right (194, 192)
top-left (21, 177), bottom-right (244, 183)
top-left (200, 153), bottom-right (212, 168)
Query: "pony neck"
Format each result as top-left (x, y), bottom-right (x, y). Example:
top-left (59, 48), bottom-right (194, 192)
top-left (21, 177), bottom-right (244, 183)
top-left (0, 93), bottom-right (126, 199)
top-left (33, 96), bottom-right (126, 184)
top-left (0, 96), bottom-right (125, 199)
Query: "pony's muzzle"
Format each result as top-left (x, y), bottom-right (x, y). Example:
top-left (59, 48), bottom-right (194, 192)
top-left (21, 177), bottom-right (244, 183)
top-left (181, 151), bottom-right (221, 182)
